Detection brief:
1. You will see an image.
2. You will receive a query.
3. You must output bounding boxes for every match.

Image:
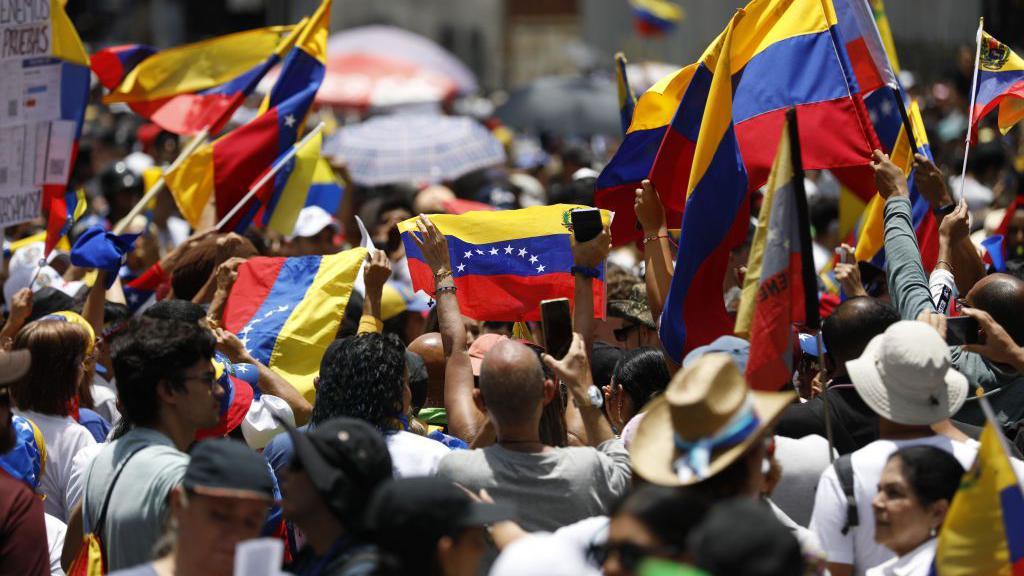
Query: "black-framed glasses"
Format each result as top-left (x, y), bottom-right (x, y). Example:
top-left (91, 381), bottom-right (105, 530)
top-left (586, 541), bottom-right (680, 571)
top-left (179, 372), bottom-right (220, 391)
top-left (613, 323), bottom-right (641, 343)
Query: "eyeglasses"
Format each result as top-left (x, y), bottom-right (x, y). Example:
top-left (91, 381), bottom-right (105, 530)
top-left (586, 542), bottom-right (680, 571)
top-left (179, 372), bottom-right (220, 391)
top-left (613, 323), bottom-right (641, 343)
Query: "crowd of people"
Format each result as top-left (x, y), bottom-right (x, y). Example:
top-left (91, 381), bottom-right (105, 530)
top-left (0, 20), bottom-right (1023, 576)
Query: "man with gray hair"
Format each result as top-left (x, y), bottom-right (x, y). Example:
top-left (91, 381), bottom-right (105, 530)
top-left (436, 336), bottom-right (631, 532)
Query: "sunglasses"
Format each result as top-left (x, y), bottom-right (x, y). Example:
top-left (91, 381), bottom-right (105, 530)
top-left (586, 542), bottom-right (680, 571)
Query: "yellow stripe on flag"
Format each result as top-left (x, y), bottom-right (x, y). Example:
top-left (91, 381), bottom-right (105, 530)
top-left (397, 204), bottom-right (612, 245)
top-left (164, 143), bottom-right (215, 228)
top-left (105, 26), bottom-right (294, 104)
top-left (268, 247), bottom-right (366, 402)
top-left (50, 0), bottom-right (89, 66)
top-left (267, 132), bottom-right (322, 236)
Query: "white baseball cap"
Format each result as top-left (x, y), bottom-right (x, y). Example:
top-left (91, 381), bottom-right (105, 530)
top-left (288, 206), bottom-right (340, 240)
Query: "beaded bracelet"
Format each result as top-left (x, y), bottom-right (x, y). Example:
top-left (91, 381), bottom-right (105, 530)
top-left (435, 285), bottom-right (457, 296)
top-left (643, 234), bottom-right (670, 246)
top-left (570, 266), bottom-right (601, 279)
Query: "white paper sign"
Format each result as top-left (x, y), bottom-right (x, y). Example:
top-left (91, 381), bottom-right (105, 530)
top-left (0, 186), bottom-right (41, 227)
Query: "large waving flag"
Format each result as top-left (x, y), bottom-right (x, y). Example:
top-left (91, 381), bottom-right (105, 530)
top-left (304, 158), bottom-right (344, 216)
top-left (92, 25), bottom-right (300, 135)
top-left (397, 205), bottom-right (611, 322)
top-left (41, 0), bottom-right (91, 255)
top-left (657, 12), bottom-right (748, 363)
top-left (221, 247), bottom-right (366, 401)
top-left (935, 401), bottom-right (1024, 575)
top-left (597, 0), bottom-right (879, 245)
top-left (258, 131), bottom-right (323, 236)
top-left (972, 31), bottom-right (1024, 136)
top-left (164, 0), bottom-right (329, 230)
top-left (735, 111), bottom-right (818, 390)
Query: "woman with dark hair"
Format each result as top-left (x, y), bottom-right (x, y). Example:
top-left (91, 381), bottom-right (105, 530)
top-left (587, 485), bottom-right (709, 576)
top-left (11, 319), bottom-right (96, 521)
top-left (868, 446), bottom-right (965, 576)
top-left (602, 347), bottom-right (670, 432)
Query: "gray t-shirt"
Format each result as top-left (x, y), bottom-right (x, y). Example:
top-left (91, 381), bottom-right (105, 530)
top-left (436, 439), bottom-right (631, 532)
top-left (82, 427), bottom-right (188, 572)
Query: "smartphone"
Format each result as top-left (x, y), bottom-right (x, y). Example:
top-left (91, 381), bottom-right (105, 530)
top-left (570, 209), bottom-right (603, 243)
top-left (946, 317), bottom-right (980, 346)
top-left (835, 246), bottom-right (852, 265)
top-left (541, 298), bottom-right (573, 360)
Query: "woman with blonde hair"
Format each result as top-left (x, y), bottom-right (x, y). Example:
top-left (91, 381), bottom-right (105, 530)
top-left (11, 317), bottom-right (96, 522)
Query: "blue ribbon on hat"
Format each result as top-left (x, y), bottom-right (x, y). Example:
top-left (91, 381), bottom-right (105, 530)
top-left (70, 226), bottom-right (141, 288)
top-left (673, 396), bottom-right (761, 482)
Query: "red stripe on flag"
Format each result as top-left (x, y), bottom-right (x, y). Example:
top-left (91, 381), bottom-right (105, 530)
top-left (221, 258), bottom-right (287, 332)
top-left (845, 37), bottom-right (885, 94)
top-left (649, 125), bottom-right (696, 213)
top-left (212, 109), bottom-right (282, 230)
top-left (746, 251), bottom-right (805, 391)
top-left (407, 257), bottom-right (606, 322)
top-left (593, 183), bottom-right (682, 246)
top-left (150, 93), bottom-right (237, 136)
top-left (737, 99), bottom-right (876, 198)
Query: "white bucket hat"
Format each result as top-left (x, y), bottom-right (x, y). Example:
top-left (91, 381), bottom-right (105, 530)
top-left (846, 321), bottom-right (968, 426)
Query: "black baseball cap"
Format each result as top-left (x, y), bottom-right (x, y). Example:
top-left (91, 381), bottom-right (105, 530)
top-left (366, 477), bottom-right (514, 548)
top-left (278, 416), bottom-right (393, 522)
top-left (183, 438), bottom-right (274, 501)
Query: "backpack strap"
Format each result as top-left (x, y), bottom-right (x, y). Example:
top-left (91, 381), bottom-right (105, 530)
top-left (834, 453), bottom-right (858, 535)
top-left (90, 445), bottom-right (149, 537)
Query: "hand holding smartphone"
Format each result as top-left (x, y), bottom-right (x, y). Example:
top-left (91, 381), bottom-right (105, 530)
top-left (541, 298), bottom-right (573, 360)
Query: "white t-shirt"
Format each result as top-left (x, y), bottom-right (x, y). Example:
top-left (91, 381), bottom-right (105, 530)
top-left (90, 374), bottom-right (121, 427)
top-left (809, 436), bottom-right (978, 575)
top-left (773, 435), bottom-right (836, 527)
top-left (45, 513), bottom-right (66, 576)
top-left (66, 442), bottom-right (104, 511)
top-left (384, 430), bottom-right (450, 478)
top-left (865, 538), bottom-right (935, 576)
top-left (14, 410), bottom-right (97, 522)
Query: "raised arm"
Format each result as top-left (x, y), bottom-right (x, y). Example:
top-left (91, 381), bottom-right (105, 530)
top-left (913, 154), bottom-right (986, 293)
top-left (543, 332), bottom-right (615, 447)
top-left (635, 179), bottom-right (674, 320)
top-left (876, 150), bottom-right (934, 321)
top-left (358, 250), bottom-right (392, 335)
top-left (411, 215), bottom-right (484, 443)
top-left (570, 222), bottom-right (612, 355)
top-left (0, 288), bottom-right (32, 349)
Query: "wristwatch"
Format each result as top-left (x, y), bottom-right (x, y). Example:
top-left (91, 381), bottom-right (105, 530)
top-left (933, 202), bottom-right (956, 217)
top-left (585, 385), bottom-right (604, 409)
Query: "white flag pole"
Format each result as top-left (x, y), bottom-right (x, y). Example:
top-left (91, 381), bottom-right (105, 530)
top-left (958, 17), bottom-right (985, 203)
top-left (215, 122), bottom-right (325, 231)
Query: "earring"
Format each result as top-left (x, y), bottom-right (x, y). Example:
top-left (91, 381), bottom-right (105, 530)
top-left (929, 527), bottom-right (937, 538)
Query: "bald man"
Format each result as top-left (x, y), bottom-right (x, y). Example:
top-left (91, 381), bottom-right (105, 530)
top-left (879, 158), bottom-right (1024, 430)
top-left (435, 340), bottom-right (630, 532)
top-left (408, 332), bottom-right (446, 408)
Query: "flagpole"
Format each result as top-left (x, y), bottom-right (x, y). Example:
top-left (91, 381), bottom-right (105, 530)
top-left (110, 17), bottom-right (310, 235)
top-left (957, 17), bottom-right (985, 203)
top-left (215, 122), bottom-right (325, 231)
top-left (892, 87), bottom-right (920, 154)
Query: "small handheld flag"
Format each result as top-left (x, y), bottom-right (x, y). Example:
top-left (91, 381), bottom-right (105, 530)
top-left (629, 0), bottom-right (684, 37)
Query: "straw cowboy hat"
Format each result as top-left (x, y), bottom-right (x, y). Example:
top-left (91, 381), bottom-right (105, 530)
top-left (631, 353), bottom-right (795, 487)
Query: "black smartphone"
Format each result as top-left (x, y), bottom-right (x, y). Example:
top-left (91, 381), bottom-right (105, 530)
top-left (946, 317), bottom-right (980, 346)
top-left (570, 209), bottom-right (603, 243)
top-left (541, 298), bottom-right (573, 360)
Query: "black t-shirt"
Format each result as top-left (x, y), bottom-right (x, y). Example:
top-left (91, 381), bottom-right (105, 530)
top-left (774, 379), bottom-right (879, 455)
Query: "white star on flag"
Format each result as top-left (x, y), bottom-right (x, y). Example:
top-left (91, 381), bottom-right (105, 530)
top-left (528, 255), bottom-right (538, 264)
top-left (489, 248), bottom-right (498, 255)
top-left (504, 245), bottom-right (513, 254)
top-left (457, 263), bottom-right (466, 272)
top-left (536, 264), bottom-right (546, 273)
top-left (464, 251), bottom-right (473, 258)
top-left (518, 248), bottom-right (527, 257)
top-left (475, 249), bottom-right (484, 255)
top-left (284, 114), bottom-right (296, 127)
top-left (277, 305), bottom-right (289, 313)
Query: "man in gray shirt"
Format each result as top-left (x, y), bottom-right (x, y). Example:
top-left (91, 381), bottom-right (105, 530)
top-left (63, 317), bottom-right (222, 572)
top-left (437, 336), bottom-right (631, 532)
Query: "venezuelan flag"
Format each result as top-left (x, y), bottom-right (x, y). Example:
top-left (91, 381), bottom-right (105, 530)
top-left (164, 0), bottom-right (329, 231)
top-left (597, 0), bottom-right (879, 245)
top-left (304, 158), bottom-right (344, 215)
top-left (41, 0), bottom-right (90, 256)
top-left (629, 0), bottom-right (684, 37)
top-left (257, 132), bottom-right (322, 236)
top-left (93, 25), bottom-right (301, 135)
top-left (973, 31), bottom-right (1024, 136)
top-left (736, 113), bottom-right (816, 390)
top-left (221, 248), bottom-right (366, 402)
top-left (935, 414), bottom-right (1024, 575)
top-left (44, 187), bottom-right (86, 255)
top-left (615, 52), bottom-right (637, 135)
top-left (657, 11), bottom-right (749, 363)
top-left (397, 205), bottom-right (611, 322)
